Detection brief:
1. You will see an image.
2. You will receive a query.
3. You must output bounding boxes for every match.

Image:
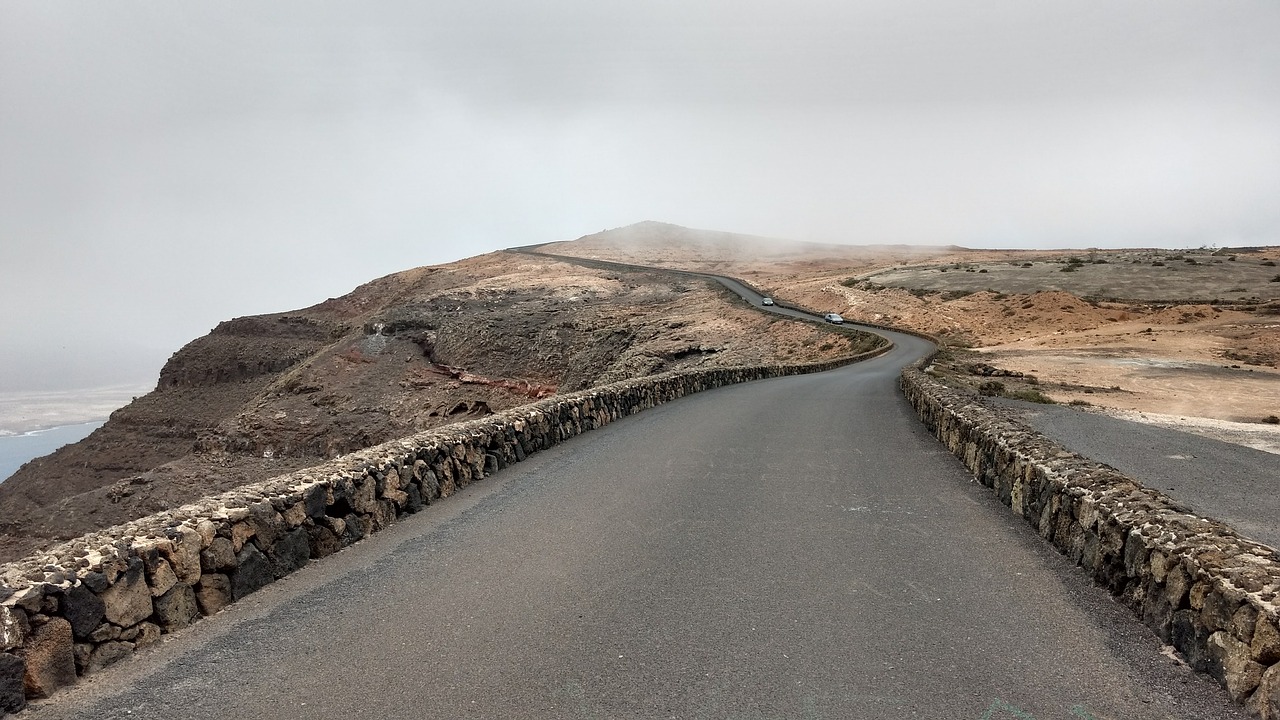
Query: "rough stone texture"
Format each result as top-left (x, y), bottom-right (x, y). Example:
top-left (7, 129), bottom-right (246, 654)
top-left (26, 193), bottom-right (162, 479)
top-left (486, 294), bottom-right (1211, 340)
top-left (146, 557), bottom-right (179, 598)
top-left (231, 545), bottom-right (273, 600)
top-left (305, 525), bottom-right (341, 560)
top-left (153, 585), bottom-right (199, 633)
top-left (83, 641), bottom-right (133, 675)
top-left (131, 622), bottom-right (162, 650)
top-left (1248, 663), bottom-right (1280, 719)
top-left (99, 562), bottom-right (154, 629)
top-left (201, 537), bottom-right (236, 572)
top-left (1256, 618), bottom-right (1280, 666)
top-left (163, 526), bottom-right (205, 585)
top-left (0, 607), bottom-right (27, 652)
top-left (194, 575), bottom-right (232, 616)
top-left (17, 618), bottom-right (75, 699)
top-left (0, 653), bottom-right (24, 714)
top-left (269, 529), bottom-right (310, 578)
top-left (1210, 630), bottom-right (1265, 702)
top-left (59, 585), bottom-right (105, 640)
top-left (0, 351), bottom-right (887, 707)
top-left (901, 366), bottom-right (1280, 715)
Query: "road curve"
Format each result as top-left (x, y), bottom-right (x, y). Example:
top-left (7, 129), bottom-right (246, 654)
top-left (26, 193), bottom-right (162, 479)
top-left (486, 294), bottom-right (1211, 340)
top-left (23, 264), bottom-right (1247, 719)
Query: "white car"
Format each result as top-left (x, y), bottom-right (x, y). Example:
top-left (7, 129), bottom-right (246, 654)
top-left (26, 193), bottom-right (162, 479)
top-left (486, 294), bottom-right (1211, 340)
top-left (761, 297), bottom-right (775, 306)
top-left (823, 313), bottom-right (845, 324)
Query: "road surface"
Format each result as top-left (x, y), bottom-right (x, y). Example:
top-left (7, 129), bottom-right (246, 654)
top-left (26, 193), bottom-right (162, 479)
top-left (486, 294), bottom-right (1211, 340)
top-left (24, 323), bottom-right (1244, 718)
top-left (997, 400), bottom-right (1280, 550)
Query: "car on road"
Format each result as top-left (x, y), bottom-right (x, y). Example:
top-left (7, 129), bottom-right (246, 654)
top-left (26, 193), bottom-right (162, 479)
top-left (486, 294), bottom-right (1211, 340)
top-left (761, 297), bottom-right (775, 306)
top-left (823, 313), bottom-right (844, 324)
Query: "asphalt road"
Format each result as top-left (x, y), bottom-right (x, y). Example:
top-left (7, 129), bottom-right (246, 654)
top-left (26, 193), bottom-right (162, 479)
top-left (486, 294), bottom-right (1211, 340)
top-left (996, 401), bottom-right (1280, 550)
top-left (23, 325), bottom-right (1245, 719)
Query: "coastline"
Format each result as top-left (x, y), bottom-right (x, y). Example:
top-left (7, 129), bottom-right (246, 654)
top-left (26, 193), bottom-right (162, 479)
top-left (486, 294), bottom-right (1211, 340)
top-left (0, 419), bottom-right (108, 484)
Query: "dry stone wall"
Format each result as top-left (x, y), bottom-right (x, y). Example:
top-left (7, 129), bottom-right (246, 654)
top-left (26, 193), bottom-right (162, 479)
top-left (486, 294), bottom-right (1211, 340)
top-left (901, 367), bottom-right (1280, 717)
top-left (0, 349), bottom-right (887, 714)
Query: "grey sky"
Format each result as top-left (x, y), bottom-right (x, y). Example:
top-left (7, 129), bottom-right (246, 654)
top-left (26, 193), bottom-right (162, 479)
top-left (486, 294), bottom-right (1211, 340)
top-left (2, 1), bottom-right (1278, 392)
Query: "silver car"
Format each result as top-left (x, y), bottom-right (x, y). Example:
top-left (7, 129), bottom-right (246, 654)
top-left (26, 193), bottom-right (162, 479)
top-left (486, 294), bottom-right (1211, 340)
top-left (761, 297), bottom-right (775, 306)
top-left (823, 313), bottom-right (844, 324)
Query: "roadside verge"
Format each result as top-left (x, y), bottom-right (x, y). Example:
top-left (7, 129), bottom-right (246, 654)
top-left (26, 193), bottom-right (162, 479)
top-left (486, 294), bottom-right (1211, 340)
top-left (0, 347), bottom-right (889, 715)
top-left (901, 366), bottom-right (1280, 716)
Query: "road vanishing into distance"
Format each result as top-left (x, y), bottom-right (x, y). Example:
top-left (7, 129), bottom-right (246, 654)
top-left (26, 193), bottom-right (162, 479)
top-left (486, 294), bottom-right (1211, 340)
top-left (24, 269), bottom-right (1247, 719)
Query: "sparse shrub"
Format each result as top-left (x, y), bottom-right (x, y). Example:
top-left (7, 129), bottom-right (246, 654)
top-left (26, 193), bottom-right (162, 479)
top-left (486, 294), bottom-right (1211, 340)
top-left (1262, 260), bottom-right (1277, 267)
top-left (1068, 399), bottom-right (1092, 407)
top-left (1020, 263), bottom-right (1032, 268)
top-left (1009, 389), bottom-right (1055, 404)
top-left (1264, 415), bottom-right (1279, 424)
top-left (1060, 265), bottom-right (1078, 272)
top-left (1092, 259), bottom-right (1108, 264)
top-left (1270, 275), bottom-right (1280, 283)
top-left (978, 268), bottom-right (988, 273)
top-left (818, 342), bottom-right (834, 351)
top-left (1151, 261), bottom-right (1165, 266)
top-left (1185, 258), bottom-right (1199, 265)
top-left (978, 380), bottom-right (1006, 397)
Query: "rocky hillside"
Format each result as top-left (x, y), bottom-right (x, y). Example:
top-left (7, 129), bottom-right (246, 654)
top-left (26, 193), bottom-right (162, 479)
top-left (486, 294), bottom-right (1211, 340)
top-left (0, 242), bottom-right (871, 563)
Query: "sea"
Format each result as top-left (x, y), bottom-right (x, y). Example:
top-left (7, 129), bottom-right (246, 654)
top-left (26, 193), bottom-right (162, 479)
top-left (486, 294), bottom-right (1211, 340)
top-left (0, 421), bottom-right (105, 485)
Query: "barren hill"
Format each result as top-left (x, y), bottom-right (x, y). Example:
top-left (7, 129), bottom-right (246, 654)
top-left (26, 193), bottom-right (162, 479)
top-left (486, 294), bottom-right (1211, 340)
top-left (0, 243), bottom-right (873, 563)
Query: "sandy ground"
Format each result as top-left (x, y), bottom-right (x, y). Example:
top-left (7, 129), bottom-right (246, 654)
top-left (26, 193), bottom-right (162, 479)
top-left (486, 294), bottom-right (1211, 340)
top-left (546, 222), bottom-right (1280, 453)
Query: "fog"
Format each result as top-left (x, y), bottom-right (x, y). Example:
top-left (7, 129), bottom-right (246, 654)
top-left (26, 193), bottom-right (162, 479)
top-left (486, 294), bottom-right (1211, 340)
top-left (2, 1), bottom-right (1278, 393)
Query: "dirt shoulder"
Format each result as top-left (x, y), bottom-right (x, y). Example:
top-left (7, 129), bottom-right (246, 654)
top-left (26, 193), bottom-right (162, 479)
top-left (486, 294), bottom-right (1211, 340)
top-left (545, 222), bottom-right (1280, 451)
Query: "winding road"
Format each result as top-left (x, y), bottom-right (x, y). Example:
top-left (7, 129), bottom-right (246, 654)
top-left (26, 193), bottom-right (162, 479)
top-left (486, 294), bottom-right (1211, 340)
top-left (23, 259), bottom-right (1247, 719)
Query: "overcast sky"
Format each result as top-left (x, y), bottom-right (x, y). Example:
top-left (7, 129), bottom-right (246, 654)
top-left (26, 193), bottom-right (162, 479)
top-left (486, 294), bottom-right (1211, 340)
top-left (2, 1), bottom-right (1278, 392)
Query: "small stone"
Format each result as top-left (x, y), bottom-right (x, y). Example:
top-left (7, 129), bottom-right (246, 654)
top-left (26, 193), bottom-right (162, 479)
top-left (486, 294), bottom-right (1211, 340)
top-left (194, 574), bottom-right (231, 616)
top-left (230, 522), bottom-right (256, 553)
top-left (282, 502), bottom-right (307, 528)
top-left (247, 501), bottom-right (281, 547)
top-left (18, 617), bottom-right (76, 698)
top-left (84, 640), bottom-right (134, 675)
top-left (196, 520), bottom-right (217, 547)
top-left (162, 526), bottom-right (204, 584)
top-left (71, 643), bottom-right (92, 673)
top-left (0, 606), bottom-right (28, 652)
top-left (13, 585), bottom-right (45, 613)
top-left (88, 622), bottom-right (120, 643)
top-left (1247, 662), bottom-right (1280, 719)
top-left (1232, 605), bottom-right (1259, 645)
top-left (350, 477), bottom-right (377, 514)
top-left (1253, 617), bottom-right (1280, 665)
top-left (80, 571), bottom-right (109, 593)
top-left (1208, 630), bottom-right (1264, 702)
top-left (303, 483), bottom-right (329, 518)
top-left (1201, 591), bottom-right (1238, 633)
top-left (100, 561), bottom-right (154, 628)
top-left (201, 537), bottom-right (237, 572)
top-left (322, 516), bottom-right (345, 537)
top-left (305, 525), bottom-right (341, 560)
top-left (132, 622), bottom-right (161, 650)
top-left (1172, 609), bottom-right (1210, 672)
top-left (270, 529), bottom-right (310, 578)
top-left (153, 585), bottom-right (199, 632)
top-left (60, 584), bottom-right (106, 640)
top-left (342, 514), bottom-right (366, 544)
top-left (146, 558), bottom-right (179, 598)
top-left (231, 545), bottom-right (273, 600)
top-left (0, 653), bottom-right (25, 714)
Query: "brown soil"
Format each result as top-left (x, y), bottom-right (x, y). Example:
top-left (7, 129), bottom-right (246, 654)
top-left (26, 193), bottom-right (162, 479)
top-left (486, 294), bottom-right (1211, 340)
top-left (544, 222), bottom-right (1280, 448)
top-left (4, 221), bottom-right (1276, 563)
top-left (0, 247), bottom-right (874, 563)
